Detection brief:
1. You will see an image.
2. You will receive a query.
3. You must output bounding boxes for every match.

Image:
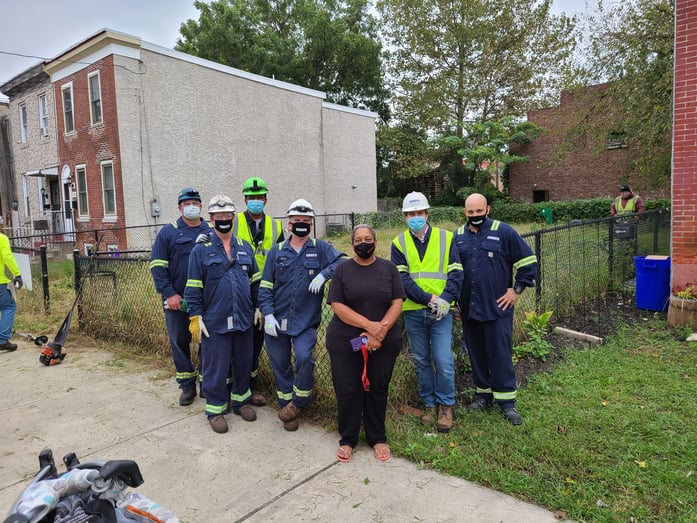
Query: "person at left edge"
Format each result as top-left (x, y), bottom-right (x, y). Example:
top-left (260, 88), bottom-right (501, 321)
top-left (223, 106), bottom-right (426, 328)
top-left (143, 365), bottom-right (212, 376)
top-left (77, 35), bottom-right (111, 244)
top-left (0, 231), bottom-right (23, 351)
top-left (259, 198), bottom-right (347, 431)
top-left (184, 194), bottom-right (261, 434)
top-left (232, 176), bottom-right (284, 407)
top-left (150, 187), bottom-right (211, 405)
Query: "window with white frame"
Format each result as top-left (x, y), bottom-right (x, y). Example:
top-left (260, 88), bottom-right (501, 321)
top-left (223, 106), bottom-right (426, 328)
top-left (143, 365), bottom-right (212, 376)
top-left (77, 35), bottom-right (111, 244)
top-left (61, 83), bottom-right (74, 132)
top-left (38, 94), bottom-right (49, 137)
top-left (22, 176), bottom-right (30, 217)
top-left (101, 162), bottom-right (116, 216)
top-left (76, 165), bottom-right (89, 217)
top-left (19, 104), bottom-right (28, 143)
top-left (88, 72), bottom-right (102, 125)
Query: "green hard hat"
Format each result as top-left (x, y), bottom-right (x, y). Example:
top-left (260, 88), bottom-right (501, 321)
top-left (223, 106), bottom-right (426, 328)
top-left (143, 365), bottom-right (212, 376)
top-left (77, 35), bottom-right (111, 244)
top-left (242, 177), bottom-right (268, 196)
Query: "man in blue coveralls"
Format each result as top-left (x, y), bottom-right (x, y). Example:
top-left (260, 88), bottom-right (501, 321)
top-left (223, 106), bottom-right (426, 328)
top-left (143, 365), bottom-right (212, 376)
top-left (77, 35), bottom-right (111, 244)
top-left (259, 198), bottom-right (347, 431)
top-left (453, 193), bottom-right (538, 425)
top-left (185, 194), bottom-right (261, 434)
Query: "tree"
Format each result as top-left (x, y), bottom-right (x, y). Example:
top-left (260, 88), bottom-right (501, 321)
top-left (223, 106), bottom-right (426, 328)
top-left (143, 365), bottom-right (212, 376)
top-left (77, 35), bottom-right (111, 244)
top-left (376, 0), bottom-right (577, 136)
top-left (176, 0), bottom-right (390, 120)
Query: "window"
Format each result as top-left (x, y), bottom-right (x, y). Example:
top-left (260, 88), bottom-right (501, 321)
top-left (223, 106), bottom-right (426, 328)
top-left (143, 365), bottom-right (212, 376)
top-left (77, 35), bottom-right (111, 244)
top-left (88, 72), bottom-right (102, 125)
top-left (101, 162), bottom-right (116, 216)
top-left (22, 176), bottom-right (30, 217)
top-left (19, 104), bottom-right (28, 143)
top-left (76, 165), bottom-right (89, 217)
top-left (38, 95), bottom-right (48, 137)
top-left (62, 84), bottom-right (74, 132)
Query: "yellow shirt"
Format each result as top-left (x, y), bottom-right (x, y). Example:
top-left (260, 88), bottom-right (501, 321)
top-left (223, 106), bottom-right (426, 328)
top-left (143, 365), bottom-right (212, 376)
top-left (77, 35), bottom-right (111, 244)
top-left (0, 233), bottom-right (21, 285)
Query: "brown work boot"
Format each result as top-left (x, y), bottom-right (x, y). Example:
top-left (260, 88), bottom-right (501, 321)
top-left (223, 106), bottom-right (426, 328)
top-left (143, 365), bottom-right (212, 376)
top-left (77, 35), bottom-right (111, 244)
top-left (233, 404), bottom-right (257, 422)
top-left (278, 402), bottom-right (301, 422)
top-left (437, 405), bottom-right (454, 433)
top-left (251, 392), bottom-right (267, 406)
top-left (420, 407), bottom-right (436, 425)
top-left (283, 418), bottom-right (299, 431)
top-left (208, 415), bottom-right (228, 434)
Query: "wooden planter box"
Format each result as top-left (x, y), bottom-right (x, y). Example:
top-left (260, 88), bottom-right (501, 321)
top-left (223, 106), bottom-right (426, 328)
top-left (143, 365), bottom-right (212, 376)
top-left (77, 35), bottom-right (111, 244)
top-left (667, 295), bottom-right (697, 329)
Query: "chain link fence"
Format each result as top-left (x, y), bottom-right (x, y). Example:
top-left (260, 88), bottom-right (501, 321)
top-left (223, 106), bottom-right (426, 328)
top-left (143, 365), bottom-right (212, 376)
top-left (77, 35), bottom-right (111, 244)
top-left (10, 208), bottom-right (670, 413)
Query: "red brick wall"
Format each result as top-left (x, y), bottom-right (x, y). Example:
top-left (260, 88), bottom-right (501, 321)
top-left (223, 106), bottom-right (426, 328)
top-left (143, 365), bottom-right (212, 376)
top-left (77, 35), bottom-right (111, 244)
top-left (54, 55), bottom-right (126, 251)
top-left (509, 83), bottom-right (668, 204)
top-left (672, 0), bottom-right (697, 290)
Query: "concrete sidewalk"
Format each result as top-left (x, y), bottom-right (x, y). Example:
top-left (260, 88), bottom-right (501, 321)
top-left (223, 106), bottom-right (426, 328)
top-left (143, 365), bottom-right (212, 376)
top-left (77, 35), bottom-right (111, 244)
top-left (0, 342), bottom-right (561, 522)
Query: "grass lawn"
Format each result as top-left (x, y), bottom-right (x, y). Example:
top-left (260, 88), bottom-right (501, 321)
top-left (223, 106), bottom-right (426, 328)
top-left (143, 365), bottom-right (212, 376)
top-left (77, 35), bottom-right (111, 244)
top-left (386, 319), bottom-right (697, 522)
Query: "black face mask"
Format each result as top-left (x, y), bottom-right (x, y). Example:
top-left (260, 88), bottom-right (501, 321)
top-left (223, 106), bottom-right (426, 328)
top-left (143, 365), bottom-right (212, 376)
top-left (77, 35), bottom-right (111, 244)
top-left (214, 219), bottom-right (233, 233)
top-left (353, 242), bottom-right (376, 260)
top-left (467, 215), bottom-right (487, 228)
top-left (291, 222), bottom-right (311, 237)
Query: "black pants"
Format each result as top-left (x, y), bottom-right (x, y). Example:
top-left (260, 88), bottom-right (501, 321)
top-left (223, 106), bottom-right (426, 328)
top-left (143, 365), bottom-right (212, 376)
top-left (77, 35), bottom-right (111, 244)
top-left (328, 341), bottom-right (400, 448)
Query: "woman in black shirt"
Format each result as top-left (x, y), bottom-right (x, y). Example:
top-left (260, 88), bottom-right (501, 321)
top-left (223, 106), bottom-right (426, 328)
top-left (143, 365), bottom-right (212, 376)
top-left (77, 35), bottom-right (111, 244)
top-left (326, 224), bottom-right (405, 462)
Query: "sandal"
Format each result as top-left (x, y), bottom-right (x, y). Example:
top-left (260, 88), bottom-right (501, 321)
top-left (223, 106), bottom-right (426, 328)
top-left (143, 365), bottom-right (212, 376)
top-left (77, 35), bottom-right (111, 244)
top-left (373, 443), bottom-right (391, 462)
top-left (337, 445), bottom-right (353, 463)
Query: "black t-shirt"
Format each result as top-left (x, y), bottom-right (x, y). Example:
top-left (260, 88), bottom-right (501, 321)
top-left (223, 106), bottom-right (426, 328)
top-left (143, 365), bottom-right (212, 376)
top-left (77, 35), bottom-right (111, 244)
top-left (326, 257), bottom-right (405, 352)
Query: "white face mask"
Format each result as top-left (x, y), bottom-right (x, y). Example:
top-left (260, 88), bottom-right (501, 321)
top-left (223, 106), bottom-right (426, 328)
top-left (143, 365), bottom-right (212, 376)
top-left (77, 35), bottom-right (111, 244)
top-left (183, 205), bottom-right (201, 219)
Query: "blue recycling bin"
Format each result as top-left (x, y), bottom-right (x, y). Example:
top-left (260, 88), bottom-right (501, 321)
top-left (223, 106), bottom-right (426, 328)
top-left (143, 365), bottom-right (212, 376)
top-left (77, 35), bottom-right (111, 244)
top-left (634, 256), bottom-right (670, 312)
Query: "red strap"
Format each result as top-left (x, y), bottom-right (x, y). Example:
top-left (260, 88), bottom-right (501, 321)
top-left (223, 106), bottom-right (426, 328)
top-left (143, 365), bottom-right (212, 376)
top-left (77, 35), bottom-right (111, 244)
top-left (360, 344), bottom-right (370, 392)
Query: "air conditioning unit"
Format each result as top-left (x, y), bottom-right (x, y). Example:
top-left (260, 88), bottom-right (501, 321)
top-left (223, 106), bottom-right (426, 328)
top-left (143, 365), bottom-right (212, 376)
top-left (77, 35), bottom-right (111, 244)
top-left (33, 219), bottom-right (49, 231)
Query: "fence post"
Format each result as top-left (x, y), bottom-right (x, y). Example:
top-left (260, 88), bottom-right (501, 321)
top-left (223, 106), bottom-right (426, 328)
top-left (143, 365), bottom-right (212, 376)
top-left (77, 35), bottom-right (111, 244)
top-left (608, 219), bottom-right (615, 286)
top-left (534, 230), bottom-right (542, 310)
top-left (40, 245), bottom-right (49, 313)
top-left (73, 250), bottom-right (82, 328)
top-left (653, 209), bottom-right (660, 254)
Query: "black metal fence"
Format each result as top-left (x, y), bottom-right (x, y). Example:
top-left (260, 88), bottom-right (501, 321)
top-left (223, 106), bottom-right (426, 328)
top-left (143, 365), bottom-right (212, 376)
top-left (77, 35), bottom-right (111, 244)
top-left (10, 208), bottom-right (670, 407)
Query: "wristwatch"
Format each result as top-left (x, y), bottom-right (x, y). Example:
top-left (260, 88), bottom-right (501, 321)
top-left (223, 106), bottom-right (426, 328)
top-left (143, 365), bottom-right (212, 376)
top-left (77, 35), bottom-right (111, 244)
top-left (514, 285), bottom-right (525, 295)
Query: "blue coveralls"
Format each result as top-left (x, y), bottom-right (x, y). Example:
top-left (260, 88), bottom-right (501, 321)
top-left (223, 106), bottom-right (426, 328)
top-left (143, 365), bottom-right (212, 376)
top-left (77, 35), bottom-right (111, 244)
top-left (258, 238), bottom-right (346, 408)
top-left (453, 217), bottom-right (538, 408)
top-left (150, 217), bottom-right (211, 391)
top-left (184, 234), bottom-right (260, 418)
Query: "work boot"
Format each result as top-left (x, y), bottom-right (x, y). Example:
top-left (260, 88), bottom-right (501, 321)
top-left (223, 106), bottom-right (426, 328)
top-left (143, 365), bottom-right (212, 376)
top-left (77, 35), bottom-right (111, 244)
top-left (0, 341), bottom-right (18, 351)
top-left (502, 407), bottom-right (523, 426)
top-left (179, 387), bottom-right (196, 406)
top-left (208, 415), bottom-right (228, 434)
top-left (278, 402), bottom-right (301, 422)
top-left (233, 404), bottom-right (257, 422)
top-left (251, 392), bottom-right (267, 406)
top-left (420, 407), bottom-right (436, 425)
top-left (283, 418), bottom-right (299, 431)
top-left (467, 396), bottom-right (493, 413)
top-left (437, 405), bottom-right (454, 433)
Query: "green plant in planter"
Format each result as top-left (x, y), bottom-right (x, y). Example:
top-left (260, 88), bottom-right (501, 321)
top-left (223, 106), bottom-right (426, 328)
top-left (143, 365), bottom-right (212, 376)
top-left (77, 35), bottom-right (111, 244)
top-left (674, 283), bottom-right (697, 300)
top-left (513, 310), bottom-right (554, 363)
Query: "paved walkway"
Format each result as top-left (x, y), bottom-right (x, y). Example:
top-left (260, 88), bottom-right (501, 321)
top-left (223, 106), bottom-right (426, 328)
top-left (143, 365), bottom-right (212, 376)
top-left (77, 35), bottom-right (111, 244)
top-left (0, 341), bottom-right (562, 522)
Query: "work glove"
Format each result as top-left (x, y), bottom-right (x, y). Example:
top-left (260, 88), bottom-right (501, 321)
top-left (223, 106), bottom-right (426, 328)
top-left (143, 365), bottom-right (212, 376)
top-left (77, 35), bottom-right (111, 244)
top-left (13, 276), bottom-right (23, 290)
top-left (254, 308), bottom-right (264, 330)
top-left (264, 313), bottom-right (280, 337)
top-left (308, 273), bottom-right (326, 294)
top-left (195, 232), bottom-right (210, 243)
top-left (432, 297), bottom-right (451, 321)
top-left (189, 315), bottom-right (209, 344)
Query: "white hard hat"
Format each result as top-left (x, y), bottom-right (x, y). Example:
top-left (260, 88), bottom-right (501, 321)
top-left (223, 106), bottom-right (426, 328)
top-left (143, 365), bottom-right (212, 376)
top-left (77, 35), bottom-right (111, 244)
top-left (208, 194), bottom-right (235, 214)
top-left (287, 198), bottom-right (315, 217)
top-left (402, 191), bottom-right (430, 212)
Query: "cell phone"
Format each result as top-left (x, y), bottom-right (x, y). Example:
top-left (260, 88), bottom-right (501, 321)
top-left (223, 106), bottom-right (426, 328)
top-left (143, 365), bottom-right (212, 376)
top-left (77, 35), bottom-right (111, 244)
top-left (350, 335), bottom-right (368, 352)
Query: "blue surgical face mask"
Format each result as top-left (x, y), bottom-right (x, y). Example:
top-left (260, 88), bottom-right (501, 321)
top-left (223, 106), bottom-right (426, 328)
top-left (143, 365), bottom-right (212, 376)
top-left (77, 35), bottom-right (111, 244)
top-left (183, 205), bottom-right (200, 219)
top-left (408, 216), bottom-right (426, 233)
top-left (247, 200), bottom-right (265, 215)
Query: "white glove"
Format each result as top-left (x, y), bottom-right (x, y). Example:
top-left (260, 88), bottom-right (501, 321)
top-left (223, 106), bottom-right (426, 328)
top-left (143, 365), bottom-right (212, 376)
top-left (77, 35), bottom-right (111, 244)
top-left (433, 297), bottom-right (451, 321)
top-left (308, 273), bottom-right (327, 294)
top-left (195, 232), bottom-right (210, 243)
top-left (254, 308), bottom-right (263, 330)
top-left (264, 313), bottom-right (280, 337)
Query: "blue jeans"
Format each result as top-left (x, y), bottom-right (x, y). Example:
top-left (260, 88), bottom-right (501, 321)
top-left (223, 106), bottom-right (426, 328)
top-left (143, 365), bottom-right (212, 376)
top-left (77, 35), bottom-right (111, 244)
top-left (403, 309), bottom-right (455, 407)
top-left (0, 287), bottom-right (17, 343)
top-left (164, 309), bottom-right (197, 390)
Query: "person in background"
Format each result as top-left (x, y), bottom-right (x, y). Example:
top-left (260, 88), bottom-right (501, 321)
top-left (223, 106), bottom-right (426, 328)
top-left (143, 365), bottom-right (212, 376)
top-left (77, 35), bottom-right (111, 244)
top-left (611, 184), bottom-right (645, 217)
top-left (232, 176), bottom-right (284, 406)
top-left (0, 231), bottom-right (23, 351)
top-left (326, 225), bottom-right (404, 463)
top-left (259, 198), bottom-right (346, 431)
top-left (453, 193), bottom-right (538, 426)
top-left (185, 194), bottom-right (261, 434)
top-left (391, 192), bottom-right (463, 434)
top-left (150, 188), bottom-right (210, 405)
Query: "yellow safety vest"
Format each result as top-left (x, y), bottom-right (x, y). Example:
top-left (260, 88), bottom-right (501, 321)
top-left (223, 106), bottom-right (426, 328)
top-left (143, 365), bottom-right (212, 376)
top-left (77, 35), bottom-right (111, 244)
top-left (233, 214), bottom-right (283, 272)
top-left (393, 228), bottom-right (455, 311)
top-left (614, 195), bottom-right (638, 216)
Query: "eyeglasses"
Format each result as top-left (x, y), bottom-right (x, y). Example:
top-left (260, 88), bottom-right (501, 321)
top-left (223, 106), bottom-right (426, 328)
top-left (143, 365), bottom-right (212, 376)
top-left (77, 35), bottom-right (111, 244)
top-left (289, 206), bottom-right (313, 214)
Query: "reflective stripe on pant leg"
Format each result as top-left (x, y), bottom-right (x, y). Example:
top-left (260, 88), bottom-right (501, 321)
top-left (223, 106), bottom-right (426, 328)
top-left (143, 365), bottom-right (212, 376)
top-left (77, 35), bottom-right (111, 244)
top-left (230, 328), bottom-right (253, 407)
top-left (201, 331), bottom-right (234, 416)
top-left (463, 318), bottom-right (491, 393)
top-left (165, 309), bottom-right (197, 389)
top-left (290, 327), bottom-right (317, 408)
top-left (484, 316), bottom-right (517, 408)
top-left (265, 332), bottom-right (294, 405)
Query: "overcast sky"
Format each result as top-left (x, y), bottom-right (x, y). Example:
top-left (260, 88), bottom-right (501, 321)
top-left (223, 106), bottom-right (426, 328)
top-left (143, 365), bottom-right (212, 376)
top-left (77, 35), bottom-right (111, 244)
top-left (0, 0), bottom-right (597, 100)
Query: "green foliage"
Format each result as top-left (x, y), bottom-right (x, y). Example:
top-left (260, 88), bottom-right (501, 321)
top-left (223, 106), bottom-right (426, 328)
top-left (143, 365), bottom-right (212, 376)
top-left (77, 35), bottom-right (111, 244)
top-left (176, 0), bottom-right (390, 120)
top-left (513, 310), bottom-right (553, 362)
top-left (673, 283), bottom-right (697, 300)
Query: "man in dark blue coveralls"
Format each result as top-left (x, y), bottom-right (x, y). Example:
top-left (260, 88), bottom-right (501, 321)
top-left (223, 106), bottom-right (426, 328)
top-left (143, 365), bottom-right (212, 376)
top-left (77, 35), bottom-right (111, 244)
top-left (453, 193), bottom-right (538, 425)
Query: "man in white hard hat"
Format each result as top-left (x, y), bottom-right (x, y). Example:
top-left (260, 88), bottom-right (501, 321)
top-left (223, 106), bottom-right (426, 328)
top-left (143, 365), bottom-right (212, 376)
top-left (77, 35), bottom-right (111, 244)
top-left (184, 194), bottom-right (261, 434)
top-left (259, 198), bottom-right (347, 431)
top-left (391, 191), bottom-right (463, 433)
